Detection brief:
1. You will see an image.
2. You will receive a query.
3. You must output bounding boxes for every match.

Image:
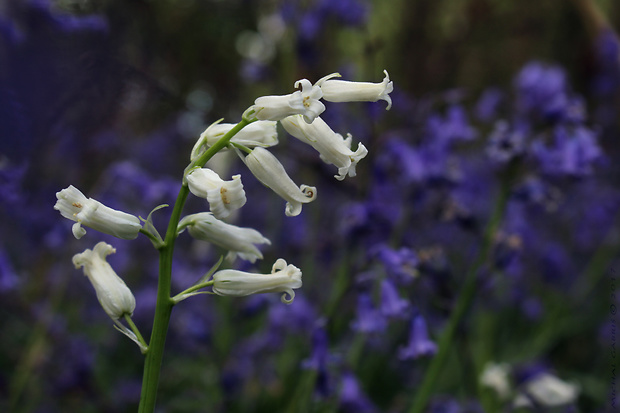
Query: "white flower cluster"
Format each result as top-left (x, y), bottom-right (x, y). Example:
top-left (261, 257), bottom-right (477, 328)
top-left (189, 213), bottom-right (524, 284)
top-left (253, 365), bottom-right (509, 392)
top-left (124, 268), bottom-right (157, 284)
top-left (54, 70), bottom-right (393, 312)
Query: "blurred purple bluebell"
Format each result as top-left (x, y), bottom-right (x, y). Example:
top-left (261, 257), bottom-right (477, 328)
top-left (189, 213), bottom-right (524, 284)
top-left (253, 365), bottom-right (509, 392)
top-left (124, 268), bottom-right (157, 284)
top-left (399, 314), bottom-right (437, 360)
top-left (379, 278), bottom-right (410, 318)
top-left (426, 105), bottom-right (477, 145)
top-left (302, 323), bottom-right (332, 396)
top-left (0, 249), bottom-right (19, 292)
top-left (339, 370), bottom-right (376, 413)
top-left (531, 125), bottom-right (602, 177)
top-left (372, 245), bottom-right (419, 285)
top-left (514, 61), bottom-right (570, 121)
top-left (485, 120), bottom-right (527, 164)
top-left (474, 87), bottom-right (504, 122)
top-left (351, 293), bottom-right (387, 334)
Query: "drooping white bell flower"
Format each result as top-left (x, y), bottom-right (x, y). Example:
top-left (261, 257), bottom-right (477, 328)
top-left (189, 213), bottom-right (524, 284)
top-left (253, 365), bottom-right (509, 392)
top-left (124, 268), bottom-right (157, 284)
top-left (253, 78), bottom-right (325, 123)
top-left (280, 115), bottom-right (368, 180)
top-left (212, 258), bottom-right (302, 304)
top-left (72, 242), bottom-right (136, 320)
top-left (514, 372), bottom-right (579, 408)
top-left (178, 212), bottom-right (271, 263)
top-left (241, 147), bottom-right (317, 216)
top-left (55, 185), bottom-right (142, 240)
top-left (480, 362), bottom-right (512, 400)
top-left (186, 168), bottom-right (247, 219)
top-left (191, 119), bottom-right (278, 160)
top-left (318, 70), bottom-right (394, 110)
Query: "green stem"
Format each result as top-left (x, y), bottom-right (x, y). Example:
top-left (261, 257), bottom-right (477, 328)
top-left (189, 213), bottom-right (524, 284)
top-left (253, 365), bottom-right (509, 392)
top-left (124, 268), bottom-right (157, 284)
top-left (137, 116), bottom-right (254, 413)
top-left (171, 280), bottom-right (215, 304)
top-left (407, 161), bottom-right (518, 413)
top-left (125, 314), bottom-right (148, 351)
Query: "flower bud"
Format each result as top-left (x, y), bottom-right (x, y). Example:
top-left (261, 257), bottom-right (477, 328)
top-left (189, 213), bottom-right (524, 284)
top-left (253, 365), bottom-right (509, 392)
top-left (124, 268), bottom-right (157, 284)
top-left (212, 258), bottom-right (302, 304)
top-left (241, 147), bottom-right (317, 217)
top-left (55, 185), bottom-right (142, 239)
top-left (186, 168), bottom-right (247, 219)
top-left (72, 242), bottom-right (136, 320)
top-left (178, 212), bottom-right (270, 263)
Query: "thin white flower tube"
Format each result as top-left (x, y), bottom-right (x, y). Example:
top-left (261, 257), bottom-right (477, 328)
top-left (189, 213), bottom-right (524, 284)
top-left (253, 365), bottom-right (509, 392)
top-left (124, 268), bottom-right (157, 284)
top-left (191, 119), bottom-right (278, 160)
top-left (212, 258), bottom-right (302, 304)
top-left (54, 185), bottom-right (142, 239)
top-left (281, 115), bottom-right (368, 180)
top-left (253, 78), bottom-right (325, 123)
top-left (178, 212), bottom-right (271, 263)
top-left (319, 70), bottom-right (394, 110)
top-left (241, 147), bottom-right (317, 216)
top-left (72, 242), bottom-right (136, 320)
top-left (186, 168), bottom-right (247, 219)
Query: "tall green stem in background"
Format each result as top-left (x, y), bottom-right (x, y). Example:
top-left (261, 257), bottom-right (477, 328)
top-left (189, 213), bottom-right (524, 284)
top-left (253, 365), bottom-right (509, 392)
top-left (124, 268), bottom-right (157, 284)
top-left (408, 160), bottom-right (519, 413)
top-left (137, 118), bottom-right (252, 413)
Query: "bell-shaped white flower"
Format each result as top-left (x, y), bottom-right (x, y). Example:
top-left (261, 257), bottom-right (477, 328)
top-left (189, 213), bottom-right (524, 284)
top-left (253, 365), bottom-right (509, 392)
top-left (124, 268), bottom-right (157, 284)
top-left (212, 258), bottom-right (302, 304)
top-left (191, 119), bottom-right (278, 160)
top-left (241, 147), bottom-right (317, 216)
top-left (480, 362), bottom-right (511, 400)
top-left (186, 168), bottom-right (247, 219)
top-left (54, 185), bottom-right (142, 240)
top-left (319, 70), bottom-right (394, 110)
top-left (72, 242), bottom-right (136, 320)
top-left (281, 115), bottom-right (368, 180)
top-left (514, 373), bottom-right (579, 408)
top-left (178, 212), bottom-right (271, 263)
top-left (253, 78), bottom-right (325, 123)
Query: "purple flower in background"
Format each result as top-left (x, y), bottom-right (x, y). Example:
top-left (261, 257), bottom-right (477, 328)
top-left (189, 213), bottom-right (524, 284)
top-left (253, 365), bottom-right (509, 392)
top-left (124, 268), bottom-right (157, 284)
top-left (426, 105), bottom-right (477, 145)
top-left (399, 314), bottom-right (437, 360)
top-left (514, 61), bottom-right (570, 121)
top-left (485, 120), bottom-right (527, 163)
top-left (339, 371), bottom-right (376, 413)
top-left (379, 278), bottom-right (410, 318)
top-left (351, 293), bottom-right (387, 333)
top-left (373, 244), bottom-right (419, 284)
top-left (0, 249), bottom-right (19, 292)
top-left (531, 125), bottom-right (602, 177)
top-left (302, 323), bottom-right (332, 396)
top-left (475, 87), bottom-right (504, 122)
top-left (318, 0), bottom-right (369, 26)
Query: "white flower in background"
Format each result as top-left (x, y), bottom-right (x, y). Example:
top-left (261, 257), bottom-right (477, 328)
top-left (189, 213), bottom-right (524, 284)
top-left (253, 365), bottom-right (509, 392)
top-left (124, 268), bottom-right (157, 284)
top-left (480, 362), bottom-right (512, 400)
top-left (280, 115), bottom-right (368, 180)
top-left (178, 212), bottom-right (271, 263)
top-left (212, 258), bottom-right (302, 304)
top-left (514, 372), bottom-right (579, 408)
top-left (186, 168), bottom-right (246, 219)
top-left (54, 185), bottom-right (142, 240)
top-left (72, 242), bottom-right (136, 320)
top-left (191, 119), bottom-right (278, 160)
top-left (241, 146), bottom-right (317, 216)
top-left (318, 70), bottom-right (394, 110)
top-left (253, 78), bottom-right (325, 123)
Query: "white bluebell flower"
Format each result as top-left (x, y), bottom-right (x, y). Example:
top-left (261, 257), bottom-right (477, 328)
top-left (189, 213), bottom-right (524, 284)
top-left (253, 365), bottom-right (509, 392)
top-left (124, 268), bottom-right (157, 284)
top-left (55, 185), bottom-right (142, 239)
top-left (212, 258), bottom-right (302, 304)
